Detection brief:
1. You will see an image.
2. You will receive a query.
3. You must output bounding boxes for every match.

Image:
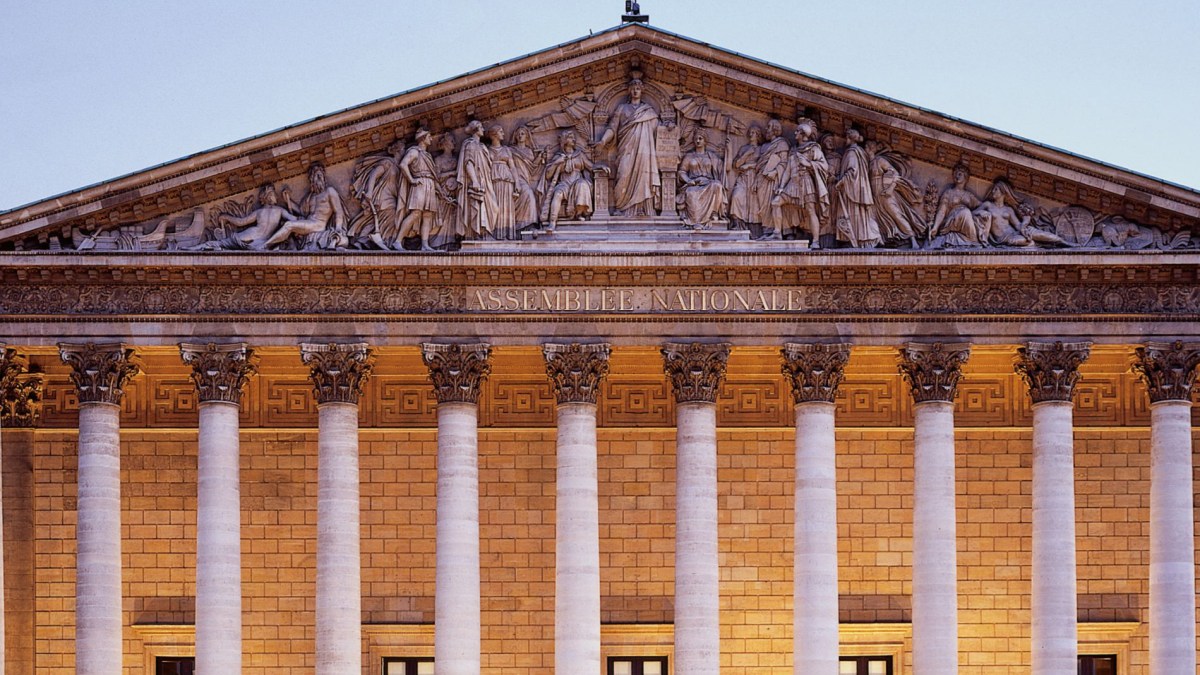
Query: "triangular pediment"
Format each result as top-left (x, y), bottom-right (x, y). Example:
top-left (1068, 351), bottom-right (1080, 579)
top-left (2, 23), bottom-right (1197, 254)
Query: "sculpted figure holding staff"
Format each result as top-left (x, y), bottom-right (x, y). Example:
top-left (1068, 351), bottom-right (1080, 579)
top-left (395, 129), bottom-right (446, 251)
top-left (264, 162), bottom-right (347, 250)
top-left (598, 77), bottom-right (662, 217)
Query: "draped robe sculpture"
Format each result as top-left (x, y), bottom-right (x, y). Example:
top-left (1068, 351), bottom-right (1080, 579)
top-left (599, 78), bottom-right (661, 217)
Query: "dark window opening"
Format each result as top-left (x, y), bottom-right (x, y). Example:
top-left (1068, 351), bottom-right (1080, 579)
top-left (839, 655), bottom-right (893, 675)
top-left (1079, 654), bottom-right (1117, 675)
top-left (383, 656), bottom-right (435, 675)
top-left (608, 655), bottom-right (668, 675)
top-left (155, 657), bottom-right (195, 675)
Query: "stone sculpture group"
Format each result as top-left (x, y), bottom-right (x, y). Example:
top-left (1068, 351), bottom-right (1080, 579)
top-left (51, 74), bottom-right (1191, 254)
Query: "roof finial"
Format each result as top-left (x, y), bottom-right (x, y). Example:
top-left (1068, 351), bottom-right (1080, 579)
top-left (622, 1), bottom-right (649, 23)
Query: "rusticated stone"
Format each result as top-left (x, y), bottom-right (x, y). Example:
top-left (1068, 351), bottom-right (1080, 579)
top-left (181, 343), bottom-right (258, 405)
top-left (544, 343), bottom-right (611, 405)
top-left (781, 343), bottom-right (851, 404)
top-left (300, 343), bottom-right (374, 405)
top-left (59, 343), bottom-right (140, 405)
top-left (422, 343), bottom-right (492, 404)
top-left (899, 342), bottom-right (970, 404)
top-left (1133, 341), bottom-right (1200, 403)
top-left (662, 342), bottom-right (730, 404)
top-left (1015, 341), bottom-right (1092, 404)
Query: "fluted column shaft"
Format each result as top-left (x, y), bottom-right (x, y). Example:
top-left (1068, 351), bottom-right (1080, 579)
top-left (1134, 342), bottom-right (1200, 675)
top-left (183, 343), bottom-right (257, 674)
top-left (424, 343), bottom-right (491, 675)
top-left (302, 343), bottom-right (374, 675)
top-left (900, 342), bottom-right (969, 675)
top-left (61, 343), bottom-right (139, 675)
top-left (1016, 340), bottom-right (1090, 675)
top-left (663, 343), bottom-right (728, 675)
top-left (544, 342), bottom-right (610, 674)
top-left (782, 343), bottom-right (849, 675)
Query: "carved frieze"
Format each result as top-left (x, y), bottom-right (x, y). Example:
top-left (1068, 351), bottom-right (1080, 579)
top-left (780, 343), bottom-right (851, 404)
top-left (898, 342), bottom-right (971, 404)
top-left (422, 343), bottom-right (492, 404)
top-left (1014, 341), bottom-right (1092, 404)
top-left (544, 342), bottom-right (612, 405)
top-left (2, 281), bottom-right (1199, 318)
top-left (1132, 341), bottom-right (1200, 403)
top-left (300, 343), bottom-right (374, 405)
top-left (59, 343), bottom-right (141, 405)
top-left (180, 343), bottom-right (259, 405)
top-left (662, 342), bottom-right (730, 404)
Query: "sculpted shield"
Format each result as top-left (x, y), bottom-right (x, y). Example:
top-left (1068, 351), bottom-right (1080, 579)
top-left (1053, 206), bottom-right (1097, 245)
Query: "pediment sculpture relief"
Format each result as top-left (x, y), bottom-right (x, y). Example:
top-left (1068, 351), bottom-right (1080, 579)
top-left (32, 73), bottom-right (1193, 254)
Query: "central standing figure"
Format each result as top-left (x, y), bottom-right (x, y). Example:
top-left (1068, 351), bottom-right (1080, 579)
top-left (598, 77), bottom-right (661, 217)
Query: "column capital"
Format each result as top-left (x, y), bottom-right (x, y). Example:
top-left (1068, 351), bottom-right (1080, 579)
top-left (1, 348), bottom-right (44, 428)
top-left (544, 342), bottom-right (611, 405)
top-left (781, 343), bottom-right (851, 404)
top-left (422, 342), bottom-right (492, 404)
top-left (1015, 341), bottom-right (1092, 404)
top-left (1133, 340), bottom-right (1200, 403)
top-left (59, 343), bottom-right (141, 405)
top-left (300, 343), bottom-right (374, 405)
top-left (662, 342), bottom-right (730, 404)
top-left (181, 343), bottom-right (258, 405)
top-left (898, 342), bottom-right (970, 404)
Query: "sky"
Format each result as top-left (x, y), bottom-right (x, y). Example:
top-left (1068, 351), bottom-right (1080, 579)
top-left (1, 0), bottom-right (1197, 212)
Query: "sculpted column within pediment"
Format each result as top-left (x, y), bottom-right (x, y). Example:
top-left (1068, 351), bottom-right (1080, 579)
top-left (1, 25), bottom-right (1195, 256)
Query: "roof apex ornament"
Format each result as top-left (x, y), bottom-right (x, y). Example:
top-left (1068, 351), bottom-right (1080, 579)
top-left (622, 1), bottom-right (649, 23)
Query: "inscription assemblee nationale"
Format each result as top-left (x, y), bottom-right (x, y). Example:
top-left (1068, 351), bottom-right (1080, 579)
top-left (469, 287), bottom-right (808, 313)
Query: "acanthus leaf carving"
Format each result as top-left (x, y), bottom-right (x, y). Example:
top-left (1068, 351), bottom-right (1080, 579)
top-left (543, 342), bottom-right (611, 404)
top-left (781, 343), bottom-right (851, 404)
top-left (1132, 340), bottom-right (1200, 403)
top-left (662, 342), bottom-right (730, 404)
top-left (300, 342), bottom-right (374, 405)
top-left (59, 343), bottom-right (141, 405)
top-left (1014, 341), bottom-right (1092, 404)
top-left (898, 342), bottom-right (971, 404)
top-left (422, 342), bottom-right (492, 405)
top-left (180, 342), bottom-right (259, 405)
top-left (0, 347), bottom-right (43, 427)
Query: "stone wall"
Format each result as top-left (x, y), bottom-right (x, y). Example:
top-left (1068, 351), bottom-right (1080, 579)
top-left (3, 425), bottom-right (1188, 673)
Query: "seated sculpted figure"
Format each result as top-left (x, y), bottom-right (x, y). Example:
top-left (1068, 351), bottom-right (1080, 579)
top-left (677, 131), bottom-right (728, 229)
top-left (973, 180), bottom-right (1070, 248)
top-left (263, 162), bottom-right (348, 250)
top-left (542, 130), bottom-right (607, 231)
top-left (195, 183), bottom-right (299, 251)
top-left (928, 164), bottom-right (983, 247)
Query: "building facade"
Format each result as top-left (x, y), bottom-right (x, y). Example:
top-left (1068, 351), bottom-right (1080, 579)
top-left (1, 21), bottom-right (1199, 675)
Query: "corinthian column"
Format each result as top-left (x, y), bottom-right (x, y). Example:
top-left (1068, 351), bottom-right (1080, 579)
top-left (1015, 341), bottom-right (1090, 675)
top-left (181, 343), bottom-right (258, 674)
top-left (898, 342), bottom-right (969, 675)
top-left (782, 343), bottom-right (850, 675)
top-left (544, 342), bottom-right (611, 674)
top-left (60, 343), bottom-right (140, 675)
top-left (662, 342), bottom-right (730, 675)
top-left (301, 343), bottom-right (375, 675)
top-left (1133, 341), bottom-right (1200, 675)
top-left (0, 345), bottom-right (23, 671)
top-left (422, 343), bottom-right (492, 675)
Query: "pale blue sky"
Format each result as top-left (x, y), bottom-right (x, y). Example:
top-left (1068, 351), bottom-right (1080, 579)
top-left (1, 0), bottom-right (1197, 211)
